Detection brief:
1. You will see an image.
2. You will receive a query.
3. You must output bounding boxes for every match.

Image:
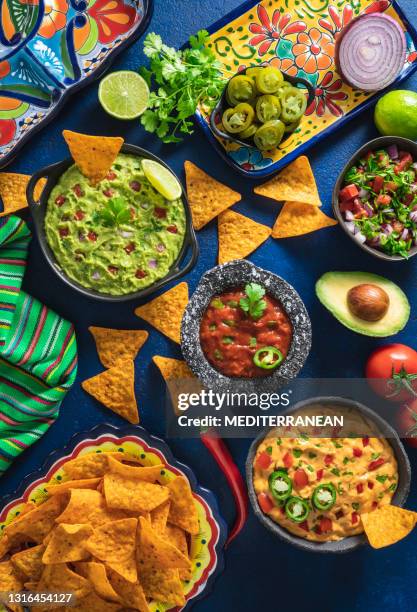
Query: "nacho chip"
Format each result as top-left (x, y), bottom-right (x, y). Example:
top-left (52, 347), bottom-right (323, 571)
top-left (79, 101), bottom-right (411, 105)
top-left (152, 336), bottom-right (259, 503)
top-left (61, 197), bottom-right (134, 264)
top-left (167, 476), bottom-right (199, 535)
top-left (165, 524), bottom-right (191, 581)
top-left (108, 569), bottom-right (149, 612)
top-left (81, 360), bottom-right (139, 424)
top-left (89, 326), bottom-right (149, 368)
top-left (361, 505), bottom-right (417, 549)
top-left (134, 282), bottom-right (188, 344)
top-left (254, 156), bottom-right (321, 206)
top-left (11, 544), bottom-right (45, 580)
top-left (271, 201), bottom-right (337, 238)
top-left (151, 500), bottom-right (171, 533)
top-left (0, 173), bottom-right (46, 217)
top-left (137, 517), bottom-right (191, 571)
top-left (62, 130), bottom-right (124, 185)
top-left (104, 472), bottom-right (169, 513)
top-left (85, 518), bottom-right (137, 583)
top-left (4, 495), bottom-right (63, 544)
top-left (107, 455), bottom-right (163, 482)
top-left (75, 561), bottom-right (121, 603)
top-left (55, 489), bottom-right (103, 524)
top-left (42, 523), bottom-right (93, 564)
top-left (0, 559), bottom-right (23, 592)
top-left (45, 477), bottom-right (101, 495)
top-left (36, 563), bottom-right (91, 599)
top-left (153, 355), bottom-right (194, 382)
top-left (217, 209), bottom-right (271, 264)
top-left (184, 160), bottom-right (241, 230)
top-left (74, 592), bottom-right (121, 612)
top-left (63, 451), bottom-right (138, 480)
top-left (139, 566), bottom-right (185, 607)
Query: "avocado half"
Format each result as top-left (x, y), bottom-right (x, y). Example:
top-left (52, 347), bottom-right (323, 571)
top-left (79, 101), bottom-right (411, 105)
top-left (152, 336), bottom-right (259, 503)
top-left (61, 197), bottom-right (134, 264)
top-left (315, 271), bottom-right (410, 337)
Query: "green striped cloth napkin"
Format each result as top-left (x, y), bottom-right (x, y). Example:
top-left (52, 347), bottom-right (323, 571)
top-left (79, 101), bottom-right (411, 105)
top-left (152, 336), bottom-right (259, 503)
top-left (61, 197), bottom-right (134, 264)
top-left (0, 215), bottom-right (77, 474)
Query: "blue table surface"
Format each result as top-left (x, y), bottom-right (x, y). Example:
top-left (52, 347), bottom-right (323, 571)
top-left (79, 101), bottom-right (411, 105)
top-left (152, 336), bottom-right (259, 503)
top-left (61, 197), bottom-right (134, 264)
top-left (3, 1), bottom-right (417, 610)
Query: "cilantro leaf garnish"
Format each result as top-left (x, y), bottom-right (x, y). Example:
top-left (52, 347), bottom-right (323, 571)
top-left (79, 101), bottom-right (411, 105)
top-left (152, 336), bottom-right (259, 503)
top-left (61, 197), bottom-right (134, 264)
top-left (99, 197), bottom-right (130, 227)
top-left (239, 283), bottom-right (267, 320)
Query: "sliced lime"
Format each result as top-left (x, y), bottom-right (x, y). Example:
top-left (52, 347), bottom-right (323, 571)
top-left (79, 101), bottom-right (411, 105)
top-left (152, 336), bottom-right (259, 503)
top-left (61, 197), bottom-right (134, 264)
top-left (142, 159), bottom-right (182, 201)
top-left (98, 71), bottom-right (149, 120)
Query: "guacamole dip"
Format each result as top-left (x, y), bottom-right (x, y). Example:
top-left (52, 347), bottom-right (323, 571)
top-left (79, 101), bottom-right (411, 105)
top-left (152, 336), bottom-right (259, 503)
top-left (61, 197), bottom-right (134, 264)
top-left (45, 154), bottom-right (186, 295)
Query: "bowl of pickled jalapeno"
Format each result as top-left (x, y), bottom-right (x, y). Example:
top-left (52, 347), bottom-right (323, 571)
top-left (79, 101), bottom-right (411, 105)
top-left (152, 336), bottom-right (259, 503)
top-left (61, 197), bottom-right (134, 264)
top-left (210, 65), bottom-right (315, 152)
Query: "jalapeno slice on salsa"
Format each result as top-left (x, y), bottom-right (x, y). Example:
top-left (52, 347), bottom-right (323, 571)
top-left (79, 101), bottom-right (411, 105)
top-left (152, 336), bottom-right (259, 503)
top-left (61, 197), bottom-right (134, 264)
top-left (253, 346), bottom-right (284, 370)
top-left (312, 483), bottom-right (337, 511)
top-left (226, 75), bottom-right (256, 106)
top-left (285, 496), bottom-right (310, 523)
top-left (269, 470), bottom-right (293, 504)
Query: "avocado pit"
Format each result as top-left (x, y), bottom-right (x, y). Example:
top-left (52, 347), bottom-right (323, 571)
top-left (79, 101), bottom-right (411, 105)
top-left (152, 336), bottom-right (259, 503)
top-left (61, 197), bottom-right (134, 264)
top-left (347, 284), bottom-right (390, 322)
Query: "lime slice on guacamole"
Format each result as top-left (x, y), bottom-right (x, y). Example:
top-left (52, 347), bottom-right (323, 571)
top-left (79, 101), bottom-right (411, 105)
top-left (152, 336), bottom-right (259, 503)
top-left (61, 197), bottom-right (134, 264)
top-left (98, 71), bottom-right (149, 120)
top-left (375, 90), bottom-right (417, 140)
top-left (142, 159), bottom-right (182, 200)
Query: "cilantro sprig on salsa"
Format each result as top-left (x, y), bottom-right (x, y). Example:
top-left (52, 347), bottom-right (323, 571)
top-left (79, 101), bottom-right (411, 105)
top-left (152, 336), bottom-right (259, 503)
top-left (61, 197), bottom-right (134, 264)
top-left (239, 283), bottom-right (267, 320)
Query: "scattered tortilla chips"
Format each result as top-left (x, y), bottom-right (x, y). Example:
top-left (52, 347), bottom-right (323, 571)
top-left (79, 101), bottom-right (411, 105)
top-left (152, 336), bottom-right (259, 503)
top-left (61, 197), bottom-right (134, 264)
top-left (104, 472), bottom-right (169, 512)
top-left (11, 544), bottom-right (45, 580)
top-left (0, 173), bottom-right (46, 217)
top-left (4, 495), bottom-right (63, 543)
top-left (36, 563), bottom-right (92, 599)
top-left (139, 566), bottom-right (185, 607)
top-left (134, 282), bottom-right (188, 344)
top-left (75, 561), bottom-right (121, 603)
top-left (153, 355), bottom-right (194, 381)
top-left (107, 455), bottom-right (163, 481)
top-left (89, 326), bottom-right (149, 368)
top-left (85, 517), bottom-right (138, 583)
top-left (168, 476), bottom-right (199, 535)
top-left (361, 505), bottom-right (417, 549)
top-left (254, 156), bottom-right (321, 206)
top-left (271, 201), bottom-right (337, 238)
top-left (138, 517), bottom-right (191, 571)
top-left (81, 359), bottom-right (139, 424)
top-left (42, 523), bottom-right (93, 563)
top-left (184, 160), bottom-right (241, 230)
top-left (108, 568), bottom-right (150, 612)
top-left (63, 130), bottom-right (124, 185)
top-left (55, 488), bottom-right (103, 524)
top-left (151, 500), bottom-right (171, 533)
top-left (45, 477), bottom-right (101, 494)
top-left (217, 209), bottom-right (271, 264)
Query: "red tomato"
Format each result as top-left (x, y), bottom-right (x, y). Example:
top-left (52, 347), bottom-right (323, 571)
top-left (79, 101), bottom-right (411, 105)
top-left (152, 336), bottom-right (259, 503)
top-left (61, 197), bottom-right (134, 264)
top-left (256, 451), bottom-right (272, 470)
top-left (356, 483), bottom-right (364, 494)
top-left (257, 492), bottom-right (273, 513)
top-left (366, 344), bottom-right (417, 402)
top-left (319, 517), bottom-right (332, 533)
top-left (316, 468), bottom-right (324, 481)
top-left (372, 175), bottom-right (384, 193)
top-left (293, 469), bottom-right (308, 488)
top-left (324, 454), bottom-right (333, 466)
top-left (339, 184), bottom-right (359, 201)
top-left (283, 451), bottom-right (293, 469)
top-left (351, 512), bottom-right (359, 524)
top-left (368, 457), bottom-right (385, 471)
top-left (353, 447), bottom-right (362, 458)
top-left (396, 400), bottom-right (417, 448)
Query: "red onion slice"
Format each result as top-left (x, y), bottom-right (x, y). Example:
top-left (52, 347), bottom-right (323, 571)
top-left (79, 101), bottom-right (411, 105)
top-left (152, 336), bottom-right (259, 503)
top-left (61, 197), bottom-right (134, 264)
top-left (336, 13), bottom-right (406, 92)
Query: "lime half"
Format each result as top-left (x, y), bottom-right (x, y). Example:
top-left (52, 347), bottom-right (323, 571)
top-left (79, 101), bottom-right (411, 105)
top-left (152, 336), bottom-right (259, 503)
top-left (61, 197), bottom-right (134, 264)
top-left (142, 159), bottom-right (182, 201)
top-left (99, 71), bottom-right (149, 120)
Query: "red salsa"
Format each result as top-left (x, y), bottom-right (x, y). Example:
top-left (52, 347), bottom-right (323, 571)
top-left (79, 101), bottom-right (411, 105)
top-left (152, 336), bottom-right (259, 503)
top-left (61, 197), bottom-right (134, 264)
top-left (200, 286), bottom-right (293, 378)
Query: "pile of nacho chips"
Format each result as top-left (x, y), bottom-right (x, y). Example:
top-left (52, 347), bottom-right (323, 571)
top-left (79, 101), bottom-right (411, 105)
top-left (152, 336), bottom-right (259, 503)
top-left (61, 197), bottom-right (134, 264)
top-left (0, 451), bottom-right (199, 611)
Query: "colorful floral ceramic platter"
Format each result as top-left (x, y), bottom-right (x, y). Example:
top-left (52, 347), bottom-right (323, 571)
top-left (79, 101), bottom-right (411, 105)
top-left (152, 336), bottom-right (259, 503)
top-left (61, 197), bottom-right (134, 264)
top-left (196, 0), bottom-right (417, 177)
top-left (0, 0), bottom-right (152, 168)
top-left (0, 423), bottom-right (226, 611)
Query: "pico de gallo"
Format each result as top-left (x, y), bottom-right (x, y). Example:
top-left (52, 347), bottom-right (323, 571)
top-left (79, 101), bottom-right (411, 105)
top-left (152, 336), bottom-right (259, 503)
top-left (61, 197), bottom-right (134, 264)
top-left (200, 283), bottom-right (292, 378)
top-left (253, 411), bottom-right (398, 541)
top-left (338, 146), bottom-right (417, 258)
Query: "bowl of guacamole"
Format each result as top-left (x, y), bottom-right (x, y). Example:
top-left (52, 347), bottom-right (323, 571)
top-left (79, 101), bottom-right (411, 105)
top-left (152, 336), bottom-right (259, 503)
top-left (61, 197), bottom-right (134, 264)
top-left (27, 144), bottom-right (198, 301)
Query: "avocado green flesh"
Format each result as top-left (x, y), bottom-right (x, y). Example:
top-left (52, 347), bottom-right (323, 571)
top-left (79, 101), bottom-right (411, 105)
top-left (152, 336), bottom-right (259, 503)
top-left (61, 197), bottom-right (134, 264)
top-left (315, 272), bottom-right (410, 337)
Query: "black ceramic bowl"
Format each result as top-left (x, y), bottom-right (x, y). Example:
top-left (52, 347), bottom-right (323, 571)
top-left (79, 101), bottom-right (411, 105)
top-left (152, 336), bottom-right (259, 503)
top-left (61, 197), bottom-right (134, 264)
top-left (181, 259), bottom-right (312, 393)
top-left (210, 67), bottom-right (315, 150)
top-left (246, 396), bottom-right (411, 553)
top-left (333, 135), bottom-right (417, 262)
top-left (26, 143), bottom-right (199, 302)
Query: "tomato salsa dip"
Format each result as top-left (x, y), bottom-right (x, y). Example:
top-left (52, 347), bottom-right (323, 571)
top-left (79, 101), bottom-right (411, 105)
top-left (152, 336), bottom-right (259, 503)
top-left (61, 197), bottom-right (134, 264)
top-left (253, 406), bottom-right (398, 542)
top-left (200, 282), bottom-right (292, 378)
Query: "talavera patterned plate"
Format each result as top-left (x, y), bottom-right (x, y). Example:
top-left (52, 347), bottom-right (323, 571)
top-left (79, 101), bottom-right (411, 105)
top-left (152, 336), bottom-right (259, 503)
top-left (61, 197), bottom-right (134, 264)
top-left (0, 0), bottom-right (153, 167)
top-left (196, 0), bottom-right (417, 177)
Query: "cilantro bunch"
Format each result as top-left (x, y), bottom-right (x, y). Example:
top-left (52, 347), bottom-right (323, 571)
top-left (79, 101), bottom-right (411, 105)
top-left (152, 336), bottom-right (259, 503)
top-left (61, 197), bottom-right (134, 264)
top-left (240, 283), bottom-right (267, 320)
top-left (139, 30), bottom-right (225, 143)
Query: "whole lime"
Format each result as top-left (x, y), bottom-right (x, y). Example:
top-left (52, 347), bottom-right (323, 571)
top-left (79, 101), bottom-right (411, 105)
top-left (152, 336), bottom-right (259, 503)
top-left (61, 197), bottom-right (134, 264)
top-left (375, 90), bottom-right (417, 140)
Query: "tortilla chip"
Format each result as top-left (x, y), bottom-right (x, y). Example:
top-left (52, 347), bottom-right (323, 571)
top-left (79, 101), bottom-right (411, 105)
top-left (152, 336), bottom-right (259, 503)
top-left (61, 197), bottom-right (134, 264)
top-left (63, 451), bottom-right (137, 480)
top-left (89, 326), bottom-right (149, 368)
top-left (139, 566), bottom-right (185, 607)
top-left (36, 563), bottom-right (91, 599)
top-left (137, 517), bottom-right (191, 571)
top-left (254, 156), bottom-right (321, 206)
top-left (151, 501), bottom-right (171, 533)
top-left (167, 476), bottom-right (199, 535)
top-left (134, 282), bottom-right (188, 344)
top-left (107, 455), bottom-right (163, 482)
top-left (0, 173), bottom-right (46, 217)
top-left (103, 472), bottom-right (169, 513)
top-left (0, 559), bottom-right (23, 592)
top-left (45, 477), bottom-right (101, 495)
top-left (11, 544), bottom-right (45, 580)
top-left (56, 488), bottom-right (103, 524)
top-left (75, 561), bottom-right (121, 603)
top-left (217, 209), bottom-right (271, 264)
top-left (85, 518), bottom-right (137, 583)
top-left (81, 360), bottom-right (139, 424)
top-left (361, 505), bottom-right (417, 549)
top-left (165, 524), bottom-right (191, 581)
top-left (108, 569), bottom-right (149, 612)
top-left (4, 495), bottom-right (63, 544)
top-left (184, 160), bottom-right (241, 230)
top-left (153, 355), bottom-right (194, 381)
top-left (75, 592), bottom-right (121, 612)
top-left (62, 130), bottom-right (124, 185)
top-left (42, 523), bottom-right (93, 564)
top-left (271, 201), bottom-right (337, 238)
